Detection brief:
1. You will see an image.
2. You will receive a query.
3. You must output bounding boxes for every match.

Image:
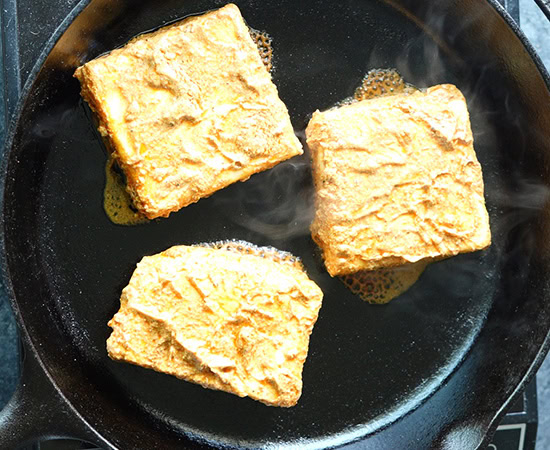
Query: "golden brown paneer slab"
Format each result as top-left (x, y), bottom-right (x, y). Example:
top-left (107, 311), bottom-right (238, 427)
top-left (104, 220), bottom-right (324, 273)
top-left (75, 4), bottom-right (302, 219)
top-left (106, 242), bottom-right (323, 407)
top-left (306, 84), bottom-right (491, 276)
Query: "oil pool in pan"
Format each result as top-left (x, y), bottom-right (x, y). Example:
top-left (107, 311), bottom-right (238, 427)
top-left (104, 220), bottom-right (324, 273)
top-left (103, 157), bottom-right (148, 225)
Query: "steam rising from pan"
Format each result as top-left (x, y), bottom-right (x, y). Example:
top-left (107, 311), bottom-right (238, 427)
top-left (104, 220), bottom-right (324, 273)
top-left (215, 132), bottom-right (315, 241)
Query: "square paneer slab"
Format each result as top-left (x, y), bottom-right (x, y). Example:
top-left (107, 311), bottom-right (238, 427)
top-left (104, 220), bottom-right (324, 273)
top-left (306, 84), bottom-right (491, 276)
top-left (75, 4), bottom-right (302, 219)
top-left (106, 242), bottom-right (323, 407)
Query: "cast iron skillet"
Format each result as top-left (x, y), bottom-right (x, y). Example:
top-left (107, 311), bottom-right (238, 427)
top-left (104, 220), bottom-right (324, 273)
top-left (1, 0), bottom-right (550, 448)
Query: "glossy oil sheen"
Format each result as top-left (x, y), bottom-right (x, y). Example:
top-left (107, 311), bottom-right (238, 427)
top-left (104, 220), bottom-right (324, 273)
top-left (3, 0), bottom-right (550, 448)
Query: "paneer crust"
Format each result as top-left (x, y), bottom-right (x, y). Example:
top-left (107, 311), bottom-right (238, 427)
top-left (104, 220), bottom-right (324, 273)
top-left (75, 4), bottom-right (302, 219)
top-left (306, 84), bottom-right (491, 276)
top-left (106, 242), bottom-right (323, 407)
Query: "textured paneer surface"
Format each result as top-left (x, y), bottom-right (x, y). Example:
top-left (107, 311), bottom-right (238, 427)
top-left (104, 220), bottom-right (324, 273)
top-left (106, 243), bottom-right (323, 407)
top-left (306, 84), bottom-right (491, 276)
top-left (75, 4), bottom-right (302, 219)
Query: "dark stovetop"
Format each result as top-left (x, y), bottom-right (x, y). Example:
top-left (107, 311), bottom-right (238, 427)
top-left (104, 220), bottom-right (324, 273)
top-left (1, 1), bottom-right (549, 449)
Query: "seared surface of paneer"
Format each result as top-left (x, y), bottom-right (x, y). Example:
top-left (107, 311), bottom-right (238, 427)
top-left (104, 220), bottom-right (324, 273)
top-left (306, 84), bottom-right (491, 276)
top-left (75, 4), bottom-right (302, 219)
top-left (107, 242), bottom-right (323, 407)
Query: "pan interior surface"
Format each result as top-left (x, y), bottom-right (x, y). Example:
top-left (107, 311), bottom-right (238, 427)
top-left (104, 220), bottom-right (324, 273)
top-left (4, 0), bottom-right (550, 448)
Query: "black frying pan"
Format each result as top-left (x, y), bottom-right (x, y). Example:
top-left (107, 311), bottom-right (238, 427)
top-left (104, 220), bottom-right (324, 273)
top-left (1, 0), bottom-right (550, 448)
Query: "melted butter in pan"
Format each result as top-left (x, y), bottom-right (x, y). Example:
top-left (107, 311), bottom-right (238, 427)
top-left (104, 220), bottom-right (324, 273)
top-left (104, 157), bottom-right (148, 226)
top-left (249, 28), bottom-right (273, 72)
top-left (354, 68), bottom-right (418, 100)
top-left (341, 261), bottom-right (428, 304)
top-left (200, 239), bottom-right (304, 270)
top-left (339, 69), bottom-right (428, 304)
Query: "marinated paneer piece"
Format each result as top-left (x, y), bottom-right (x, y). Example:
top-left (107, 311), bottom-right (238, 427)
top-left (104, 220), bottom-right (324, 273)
top-left (306, 84), bottom-right (491, 276)
top-left (106, 242), bottom-right (323, 407)
top-left (75, 4), bottom-right (302, 219)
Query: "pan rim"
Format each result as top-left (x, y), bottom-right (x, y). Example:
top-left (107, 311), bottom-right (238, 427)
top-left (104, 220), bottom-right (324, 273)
top-left (454, 1), bottom-right (550, 448)
top-left (1, 0), bottom-right (549, 448)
